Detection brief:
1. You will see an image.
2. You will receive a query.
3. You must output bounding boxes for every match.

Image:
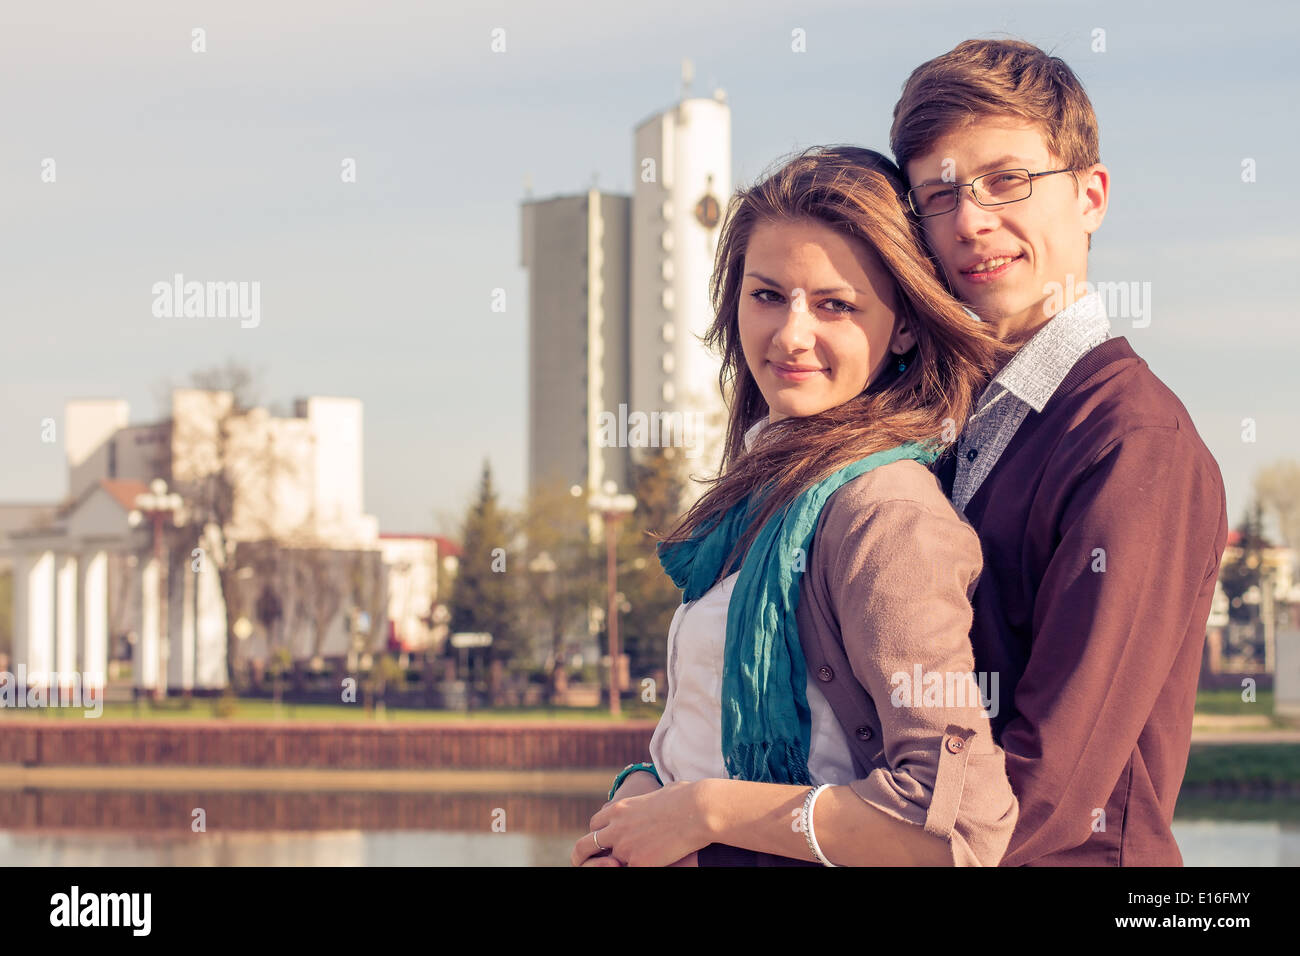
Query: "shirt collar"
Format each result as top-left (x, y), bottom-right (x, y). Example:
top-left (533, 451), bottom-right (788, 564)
top-left (743, 417), bottom-right (770, 452)
top-left (986, 291), bottom-right (1111, 412)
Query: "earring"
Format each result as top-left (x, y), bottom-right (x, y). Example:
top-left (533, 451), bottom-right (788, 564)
top-left (896, 355), bottom-right (907, 373)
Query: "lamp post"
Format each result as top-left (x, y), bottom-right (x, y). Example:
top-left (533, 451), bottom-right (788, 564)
top-left (587, 482), bottom-right (636, 717)
top-left (528, 550), bottom-right (559, 695)
top-left (129, 478), bottom-right (183, 702)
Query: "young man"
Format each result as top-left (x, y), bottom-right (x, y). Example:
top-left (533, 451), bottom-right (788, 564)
top-left (891, 39), bottom-right (1228, 865)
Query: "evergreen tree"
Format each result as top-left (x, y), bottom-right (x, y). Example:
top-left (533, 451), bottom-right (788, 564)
top-left (446, 460), bottom-right (521, 673)
top-left (1220, 498), bottom-right (1268, 624)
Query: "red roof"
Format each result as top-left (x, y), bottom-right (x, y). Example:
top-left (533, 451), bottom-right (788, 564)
top-left (1226, 529), bottom-right (1279, 549)
top-left (99, 479), bottom-right (150, 512)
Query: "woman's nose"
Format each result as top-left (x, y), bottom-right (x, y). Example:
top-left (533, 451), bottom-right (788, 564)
top-left (772, 293), bottom-right (815, 351)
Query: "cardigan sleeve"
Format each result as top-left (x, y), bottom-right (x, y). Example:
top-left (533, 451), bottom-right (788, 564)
top-left (818, 466), bottom-right (1019, 866)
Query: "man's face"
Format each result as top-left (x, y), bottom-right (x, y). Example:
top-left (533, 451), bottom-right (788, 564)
top-left (905, 117), bottom-right (1107, 343)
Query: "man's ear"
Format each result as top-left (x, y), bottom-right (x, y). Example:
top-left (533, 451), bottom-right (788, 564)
top-left (1081, 163), bottom-right (1109, 237)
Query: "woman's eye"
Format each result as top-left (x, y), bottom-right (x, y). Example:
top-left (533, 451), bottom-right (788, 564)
top-left (748, 289), bottom-right (852, 313)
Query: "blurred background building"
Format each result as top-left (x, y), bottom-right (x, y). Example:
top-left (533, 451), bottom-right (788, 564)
top-left (0, 391), bottom-right (459, 693)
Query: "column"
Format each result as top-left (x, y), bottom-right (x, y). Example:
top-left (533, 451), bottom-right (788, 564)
top-left (196, 553), bottom-right (228, 690)
top-left (55, 554), bottom-right (78, 688)
top-left (172, 551), bottom-right (195, 691)
top-left (14, 550), bottom-right (56, 686)
top-left (81, 550), bottom-right (109, 695)
top-left (136, 553), bottom-right (160, 692)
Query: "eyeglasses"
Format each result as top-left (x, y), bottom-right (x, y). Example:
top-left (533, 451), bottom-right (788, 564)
top-left (906, 167), bottom-right (1077, 218)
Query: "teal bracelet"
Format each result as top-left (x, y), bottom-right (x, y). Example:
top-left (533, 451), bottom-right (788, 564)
top-left (608, 762), bottom-right (662, 801)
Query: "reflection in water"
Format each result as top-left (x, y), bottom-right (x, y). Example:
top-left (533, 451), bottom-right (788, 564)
top-left (0, 788), bottom-right (1295, 866)
top-left (0, 789), bottom-right (599, 834)
top-left (0, 829), bottom-right (581, 866)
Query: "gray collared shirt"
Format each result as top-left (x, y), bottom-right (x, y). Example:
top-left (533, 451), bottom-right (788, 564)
top-left (951, 292), bottom-right (1111, 513)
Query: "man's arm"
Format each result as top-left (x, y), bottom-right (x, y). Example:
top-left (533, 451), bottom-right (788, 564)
top-left (998, 424), bottom-right (1227, 865)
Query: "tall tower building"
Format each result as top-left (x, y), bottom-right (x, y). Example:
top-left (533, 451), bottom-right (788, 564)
top-left (520, 65), bottom-right (733, 516)
top-left (630, 77), bottom-right (732, 505)
top-left (520, 189), bottom-right (631, 503)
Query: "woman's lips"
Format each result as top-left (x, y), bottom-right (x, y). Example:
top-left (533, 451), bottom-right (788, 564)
top-left (769, 361), bottom-right (827, 381)
top-left (960, 253), bottom-right (1023, 283)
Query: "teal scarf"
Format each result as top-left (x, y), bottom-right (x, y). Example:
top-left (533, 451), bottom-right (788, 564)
top-left (657, 438), bottom-right (942, 785)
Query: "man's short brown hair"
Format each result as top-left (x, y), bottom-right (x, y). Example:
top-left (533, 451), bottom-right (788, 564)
top-left (890, 38), bottom-right (1100, 182)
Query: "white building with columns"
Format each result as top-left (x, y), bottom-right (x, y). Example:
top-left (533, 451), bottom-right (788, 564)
top-left (3, 389), bottom-right (384, 694)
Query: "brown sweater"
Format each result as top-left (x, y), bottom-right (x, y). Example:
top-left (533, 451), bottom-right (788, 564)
top-left (936, 335), bottom-right (1229, 865)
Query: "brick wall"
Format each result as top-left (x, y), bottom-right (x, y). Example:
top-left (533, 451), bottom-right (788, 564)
top-left (0, 721), bottom-right (658, 770)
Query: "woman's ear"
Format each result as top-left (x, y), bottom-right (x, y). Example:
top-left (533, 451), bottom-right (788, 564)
top-left (891, 320), bottom-right (917, 355)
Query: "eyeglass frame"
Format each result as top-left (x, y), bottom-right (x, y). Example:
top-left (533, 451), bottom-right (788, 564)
top-left (906, 167), bottom-right (1080, 218)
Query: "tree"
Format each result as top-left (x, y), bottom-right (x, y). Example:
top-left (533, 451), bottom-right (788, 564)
top-left (163, 360), bottom-right (304, 692)
top-left (513, 477), bottom-right (603, 688)
top-left (1220, 499), bottom-right (1268, 624)
top-left (614, 446), bottom-right (689, 687)
top-left (1255, 460), bottom-right (1300, 550)
top-left (446, 460), bottom-right (520, 676)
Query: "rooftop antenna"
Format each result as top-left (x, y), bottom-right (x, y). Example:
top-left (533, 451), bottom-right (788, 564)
top-left (681, 58), bottom-right (694, 99)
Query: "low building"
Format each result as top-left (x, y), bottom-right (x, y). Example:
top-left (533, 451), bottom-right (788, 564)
top-left (2, 389), bottom-right (388, 693)
top-left (378, 533), bottom-right (461, 655)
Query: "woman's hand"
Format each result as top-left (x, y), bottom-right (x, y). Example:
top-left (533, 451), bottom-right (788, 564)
top-left (572, 771), bottom-right (663, 866)
top-left (573, 780), bottom-right (712, 867)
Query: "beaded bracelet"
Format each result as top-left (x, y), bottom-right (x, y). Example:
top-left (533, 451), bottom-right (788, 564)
top-left (608, 761), bottom-right (662, 801)
top-left (801, 784), bottom-right (836, 866)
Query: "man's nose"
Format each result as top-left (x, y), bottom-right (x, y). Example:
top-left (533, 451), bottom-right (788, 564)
top-left (951, 186), bottom-right (1000, 240)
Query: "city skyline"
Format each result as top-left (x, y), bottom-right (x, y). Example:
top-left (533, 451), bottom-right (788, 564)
top-left (3, 0), bottom-right (1296, 542)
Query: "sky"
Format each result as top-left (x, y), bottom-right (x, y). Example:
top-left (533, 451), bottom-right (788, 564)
top-left (3, 0), bottom-right (1297, 539)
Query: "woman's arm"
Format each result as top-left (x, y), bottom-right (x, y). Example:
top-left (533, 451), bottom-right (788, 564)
top-left (697, 779), bottom-right (952, 865)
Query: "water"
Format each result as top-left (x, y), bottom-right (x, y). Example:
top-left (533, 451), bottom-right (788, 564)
top-left (0, 788), bottom-right (1293, 865)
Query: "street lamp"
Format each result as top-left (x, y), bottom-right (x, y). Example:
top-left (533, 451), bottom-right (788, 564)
top-left (129, 478), bottom-right (183, 702)
top-left (587, 481), bottom-right (636, 717)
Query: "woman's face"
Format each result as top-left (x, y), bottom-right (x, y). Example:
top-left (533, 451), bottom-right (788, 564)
top-left (738, 218), bottom-right (915, 423)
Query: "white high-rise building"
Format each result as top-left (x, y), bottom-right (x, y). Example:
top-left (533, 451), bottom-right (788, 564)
top-left (630, 86), bottom-right (732, 502)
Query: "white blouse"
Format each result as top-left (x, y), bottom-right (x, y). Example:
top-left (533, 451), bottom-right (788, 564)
top-left (648, 416), bottom-right (859, 788)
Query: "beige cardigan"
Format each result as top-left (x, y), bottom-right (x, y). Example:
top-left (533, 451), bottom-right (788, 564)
top-left (783, 455), bottom-right (1019, 866)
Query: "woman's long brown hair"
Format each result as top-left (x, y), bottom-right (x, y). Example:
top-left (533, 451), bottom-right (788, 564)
top-left (651, 145), bottom-right (1014, 585)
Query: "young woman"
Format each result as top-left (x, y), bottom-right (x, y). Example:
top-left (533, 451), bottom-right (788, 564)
top-left (571, 146), bottom-right (1020, 867)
